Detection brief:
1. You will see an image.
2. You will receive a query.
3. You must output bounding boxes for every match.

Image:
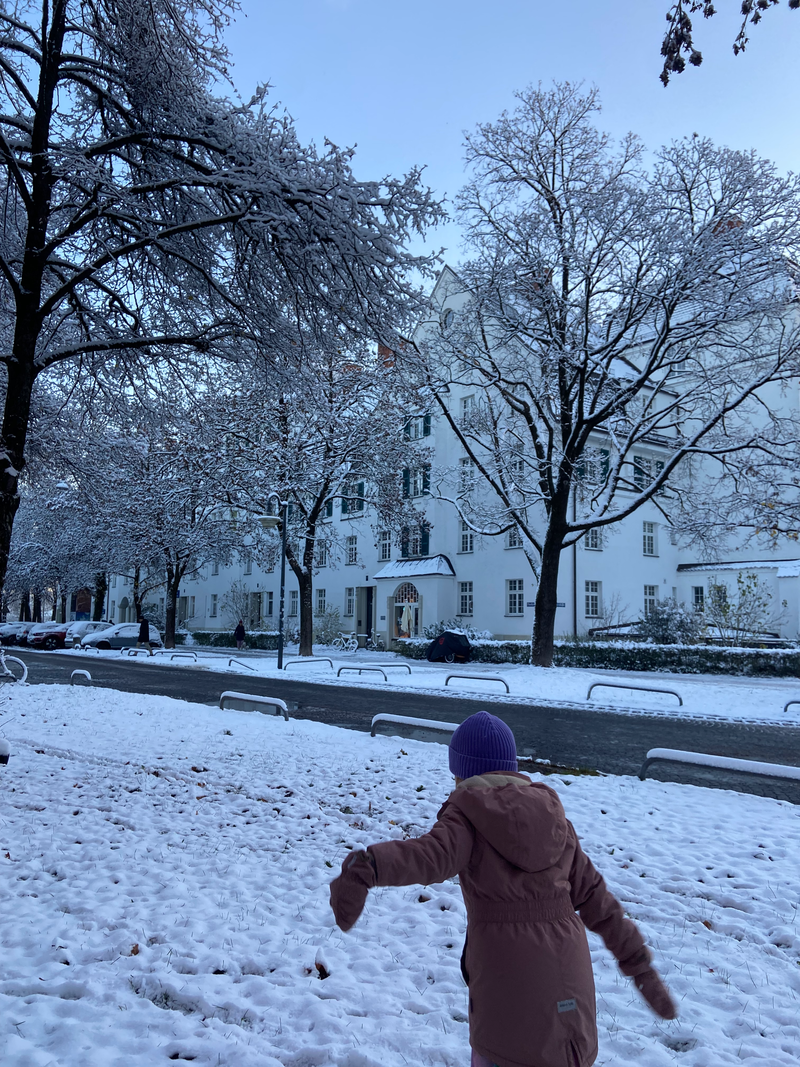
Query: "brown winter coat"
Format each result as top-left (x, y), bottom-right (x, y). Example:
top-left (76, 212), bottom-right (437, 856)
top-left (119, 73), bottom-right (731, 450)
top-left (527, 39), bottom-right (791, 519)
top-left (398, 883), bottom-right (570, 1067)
top-left (367, 772), bottom-right (651, 1067)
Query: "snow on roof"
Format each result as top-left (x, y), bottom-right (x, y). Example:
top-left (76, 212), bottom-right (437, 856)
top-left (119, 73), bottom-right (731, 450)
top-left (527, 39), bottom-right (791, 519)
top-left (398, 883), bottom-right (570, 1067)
top-left (373, 555), bottom-right (456, 580)
top-left (678, 558), bottom-right (800, 578)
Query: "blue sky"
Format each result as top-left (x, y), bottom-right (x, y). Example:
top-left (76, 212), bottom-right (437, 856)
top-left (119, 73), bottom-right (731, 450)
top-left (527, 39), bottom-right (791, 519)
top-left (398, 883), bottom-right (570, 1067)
top-left (223, 1), bottom-right (799, 260)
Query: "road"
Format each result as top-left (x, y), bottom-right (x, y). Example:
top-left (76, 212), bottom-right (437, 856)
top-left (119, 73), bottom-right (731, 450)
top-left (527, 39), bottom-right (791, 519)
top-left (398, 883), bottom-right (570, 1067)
top-left (14, 649), bottom-right (800, 803)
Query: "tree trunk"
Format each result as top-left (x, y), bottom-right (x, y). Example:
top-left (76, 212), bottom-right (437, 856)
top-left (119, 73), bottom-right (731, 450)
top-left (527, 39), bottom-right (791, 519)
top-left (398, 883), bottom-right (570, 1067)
top-left (33, 591), bottom-right (42, 622)
top-left (297, 569), bottom-right (314, 656)
top-left (531, 494), bottom-right (571, 667)
top-left (164, 565), bottom-right (183, 649)
top-left (93, 574), bottom-right (108, 620)
top-left (60, 592), bottom-right (67, 623)
top-left (132, 566), bottom-right (144, 621)
top-left (0, 358), bottom-right (38, 598)
top-left (19, 591), bottom-right (31, 621)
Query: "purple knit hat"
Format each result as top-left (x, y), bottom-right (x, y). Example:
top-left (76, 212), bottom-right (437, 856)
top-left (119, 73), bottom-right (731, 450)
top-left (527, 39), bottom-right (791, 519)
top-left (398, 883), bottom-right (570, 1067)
top-left (448, 711), bottom-right (518, 780)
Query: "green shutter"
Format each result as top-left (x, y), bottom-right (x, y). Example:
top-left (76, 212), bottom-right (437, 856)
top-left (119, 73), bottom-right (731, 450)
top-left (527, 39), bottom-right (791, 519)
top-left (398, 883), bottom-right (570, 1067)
top-left (422, 465), bottom-right (431, 494)
top-left (423, 414), bottom-right (431, 436)
top-left (420, 525), bottom-right (430, 556)
top-left (341, 492), bottom-right (349, 515)
top-left (400, 527), bottom-right (409, 557)
top-left (403, 420), bottom-right (412, 440)
top-left (356, 481), bottom-right (365, 510)
top-left (601, 449), bottom-right (610, 479)
top-left (402, 469), bottom-right (410, 498)
top-left (325, 499), bottom-right (333, 517)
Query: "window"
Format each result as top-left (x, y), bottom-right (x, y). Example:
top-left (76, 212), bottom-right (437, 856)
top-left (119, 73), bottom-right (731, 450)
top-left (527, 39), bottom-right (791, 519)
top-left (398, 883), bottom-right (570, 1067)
top-left (209, 594), bottom-right (218, 618)
top-left (401, 524), bottom-right (430, 558)
top-left (458, 456), bottom-right (476, 494)
top-left (642, 521), bottom-right (657, 556)
top-left (693, 586), bottom-right (705, 612)
top-left (459, 581), bottom-right (474, 616)
top-left (461, 394), bottom-right (476, 419)
top-left (507, 526), bottom-right (523, 549)
top-left (110, 600), bottom-right (116, 618)
top-left (212, 561), bottom-right (219, 576)
top-left (344, 587), bottom-right (355, 616)
top-left (404, 414), bottom-right (431, 439)
top-left (644, 585), bottom-right (658, 616)
top-left (584, 581), bottom-right (601, 618)
top-left (459, 520), bottom-right (474, 554)
top-left (289, 590), bottom-right (298, 616)
top-left (346, 535), bottom-right (358, 565)
top-left (633, 455), bottom-right (665, 493)
top-left (316, 588), bottom-right (326, 615)
top-left (265, 591), bottom-right (274, 616)
top-left (585, 527), bottom-right (602, 551)
top-left (402, 465), bottom-right (430, 498)
top-left (378, 530), bottom-right (392, 562)
top-left (324, 498), bottom-right (334, 519)
top-left (111, 575), bottom-right (117, 588)
top-left (189, 596), bottom-right (196, 618)
top-left (244, 554), bottom-right (252, 575)
top-left (506, 579), bottom-right (524, 615)
top-left (341, 479), bottom-right (365, 515)
top-left (315, 541), bottom-right (328, 568)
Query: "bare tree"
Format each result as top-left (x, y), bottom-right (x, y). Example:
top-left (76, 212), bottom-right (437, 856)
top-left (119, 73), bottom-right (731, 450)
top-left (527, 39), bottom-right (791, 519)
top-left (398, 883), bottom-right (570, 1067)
top-left (660, 0), bottom-right (799, 84)
top-left (0, 0), bottom-right (442, 604)
top-left (411, 83), bottom-right (800, 666)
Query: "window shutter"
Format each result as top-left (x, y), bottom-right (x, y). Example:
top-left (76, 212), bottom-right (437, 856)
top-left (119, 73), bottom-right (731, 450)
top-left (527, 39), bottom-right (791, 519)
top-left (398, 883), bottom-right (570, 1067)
top-left (404, 420), bottom-right (411, 440)
top-left (356, 481), bottom-right (365, 509)
top-left (423, 414), bottom-right (431, 436)
top-left (422, 465), bottom-right (431, 494)
top-left (325, 499), bottom-right (333, 518)
top-left (341, 492), bottom-right (349, 515)
top-left (601, 449), bottom-right (610, 479)
top-left (402, 469), bottom-right (410, 498)
top-left (400, 527), bottom-right (409, 558)
top-left (420, 525), bottom-right (430, 556)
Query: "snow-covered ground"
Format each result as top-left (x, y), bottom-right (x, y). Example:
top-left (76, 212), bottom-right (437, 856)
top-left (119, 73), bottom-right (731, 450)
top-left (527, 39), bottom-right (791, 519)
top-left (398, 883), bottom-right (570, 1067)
top-left (1, 685), bottom-right (799, 1066)
top-left (53, 643), bottom-right (800, 725)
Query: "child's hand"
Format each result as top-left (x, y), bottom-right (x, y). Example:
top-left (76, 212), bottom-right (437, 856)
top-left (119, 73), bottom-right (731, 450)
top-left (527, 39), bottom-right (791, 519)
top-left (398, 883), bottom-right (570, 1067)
top-left (633, 968), bottom-right (678, 1019)
top-left (329, 850), bottom-right (377, 932)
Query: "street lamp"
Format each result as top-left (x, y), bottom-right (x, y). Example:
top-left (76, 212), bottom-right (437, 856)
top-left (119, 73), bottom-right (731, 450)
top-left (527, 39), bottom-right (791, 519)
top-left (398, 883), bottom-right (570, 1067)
top-left (258, 494), bottom-right (289, 670)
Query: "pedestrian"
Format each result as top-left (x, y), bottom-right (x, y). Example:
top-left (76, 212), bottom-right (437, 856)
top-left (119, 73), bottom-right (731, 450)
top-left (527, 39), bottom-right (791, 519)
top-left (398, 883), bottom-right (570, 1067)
top-left (330, 710), bottom-right (676, 1067)
top-left (136, 617), bottom-right (151, 653)
top-left (234, 619), bottom-right (246, 651)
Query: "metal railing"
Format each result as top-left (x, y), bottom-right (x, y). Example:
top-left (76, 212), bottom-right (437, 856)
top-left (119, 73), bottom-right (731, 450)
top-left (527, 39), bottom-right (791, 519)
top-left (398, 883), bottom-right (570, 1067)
top-left (445, 673), bottom-right (510, 694)
top-left (124, 648), bottom-right (151, 658)
top-left (639, 747), bottom-right (800, 782)
top-left (371, 662), bottom-right (412, 675)
top-left (227, 658), bottom-right (255, 671)
top-left (70, 669), bottom-right (92, 686)
top-left (283, 658), bottom-right (334, 671)
top-left (337, 666), bottom-right (387, 682)
top-left (152, 650), bottom-right (198, 662)
top-left (783, 699), bottom-right (800, 715)
top-left (219, 691), bottom-right (289, 720)
top-left (587, 681), bottom-right (683, 706)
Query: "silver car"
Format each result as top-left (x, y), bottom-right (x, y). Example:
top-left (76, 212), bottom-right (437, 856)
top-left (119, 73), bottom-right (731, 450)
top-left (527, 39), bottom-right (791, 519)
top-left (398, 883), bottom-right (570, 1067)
top-left (80, 623), bottom-right (164, 650)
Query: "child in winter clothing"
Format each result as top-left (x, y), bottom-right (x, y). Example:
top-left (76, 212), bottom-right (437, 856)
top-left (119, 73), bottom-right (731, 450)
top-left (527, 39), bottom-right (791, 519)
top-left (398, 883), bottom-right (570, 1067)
top-left (330, 710), bottom-right (676, 1067)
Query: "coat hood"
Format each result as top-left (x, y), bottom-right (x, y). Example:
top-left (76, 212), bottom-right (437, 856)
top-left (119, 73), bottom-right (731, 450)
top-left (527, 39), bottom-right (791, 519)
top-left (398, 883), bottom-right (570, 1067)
top-left (448, 772), bottom-right (568, 873)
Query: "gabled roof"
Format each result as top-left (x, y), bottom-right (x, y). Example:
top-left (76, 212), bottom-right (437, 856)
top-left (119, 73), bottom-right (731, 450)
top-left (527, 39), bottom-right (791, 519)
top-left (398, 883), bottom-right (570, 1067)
top-left (373, 555), bottom-right (456, 580)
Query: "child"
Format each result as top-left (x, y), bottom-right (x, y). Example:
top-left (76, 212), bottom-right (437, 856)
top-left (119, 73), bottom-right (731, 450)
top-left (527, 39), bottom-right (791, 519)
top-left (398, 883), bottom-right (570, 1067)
top-left (330, 710), bottom-right (676, 1067)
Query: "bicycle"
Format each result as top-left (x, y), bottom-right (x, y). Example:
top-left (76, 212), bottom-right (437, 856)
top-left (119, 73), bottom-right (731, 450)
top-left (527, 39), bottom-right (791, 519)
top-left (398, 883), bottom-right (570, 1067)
top-left (0, 648), bottom-right (27, 684)
top-left (364, 633), bottom-right (385, 652)
top-left (332, 632), bottom-right (359, 653)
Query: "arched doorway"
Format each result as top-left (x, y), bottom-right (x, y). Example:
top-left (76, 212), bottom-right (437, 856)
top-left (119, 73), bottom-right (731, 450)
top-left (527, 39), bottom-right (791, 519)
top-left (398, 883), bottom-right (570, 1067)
top-left (393, 582), bottom-right (420, 638)
top-left (118, 596), bottom-right (131, 623)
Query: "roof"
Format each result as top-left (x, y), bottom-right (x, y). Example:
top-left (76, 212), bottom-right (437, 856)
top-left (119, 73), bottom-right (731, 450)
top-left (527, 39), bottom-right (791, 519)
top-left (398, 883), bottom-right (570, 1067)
top-left (678, 558), bottom-right (800, 578)
top-left (373, 555), bottom-right (456, 580)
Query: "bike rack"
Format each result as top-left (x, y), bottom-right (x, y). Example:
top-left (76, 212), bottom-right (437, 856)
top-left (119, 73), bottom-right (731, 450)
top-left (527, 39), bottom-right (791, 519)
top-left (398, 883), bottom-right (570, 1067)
top-left (639, 747), bottom-right (800, 783)
top-left (283, 658), bottom-right (334, 671)
top-left (445, 673), bottom-right (510, 694)
top-left (227, 658), bottom-right (255, 671)
top-left (783, 699), bottom-right (800, 715)
top-left (337, 666), bottom-right (388, 682)
top-left (587, 682), bottom-right (683, 706)
top-left (152, 650), bottom-right (198, 662)
top-left (70, 669), bottom-right (92, 686)
top-left (219, 691), bottom-right (289, 720)
top-left (371, 713), bottom-right (461, 742)
top-left (0, 738), bottom-right (9, 765)
top-left (125, 648), bottom-right (151, 657)
top-left (371, 663), bottom-right (412, 674)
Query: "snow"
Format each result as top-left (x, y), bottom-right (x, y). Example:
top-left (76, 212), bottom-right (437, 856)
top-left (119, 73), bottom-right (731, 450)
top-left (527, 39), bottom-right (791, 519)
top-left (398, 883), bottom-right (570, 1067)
top-left (372, 554), bottom-right (456, 578)
top-left (1, 685), bottom-right (799, 1066)
top-left (50, 645), bottom-right (800, 726)
top-left (643, 748), bottom-right (800, 781)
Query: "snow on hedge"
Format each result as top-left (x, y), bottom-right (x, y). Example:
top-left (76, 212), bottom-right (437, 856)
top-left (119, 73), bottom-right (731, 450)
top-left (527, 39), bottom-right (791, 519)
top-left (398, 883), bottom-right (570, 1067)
top-left (1, 686), bottom-right (799, 1066)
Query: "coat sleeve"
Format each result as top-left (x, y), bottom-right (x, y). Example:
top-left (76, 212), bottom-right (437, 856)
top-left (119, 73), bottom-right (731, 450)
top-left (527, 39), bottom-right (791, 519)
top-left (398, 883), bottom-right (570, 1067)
top-left (566, 822), bottom-right (651, 977)
top-left (367, 804), bottom-right (475, 887)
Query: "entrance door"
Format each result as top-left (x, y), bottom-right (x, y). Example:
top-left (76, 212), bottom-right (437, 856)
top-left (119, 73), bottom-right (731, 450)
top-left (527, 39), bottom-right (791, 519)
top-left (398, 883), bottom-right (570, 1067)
top-left (356, 587), bottom-right (375, 638)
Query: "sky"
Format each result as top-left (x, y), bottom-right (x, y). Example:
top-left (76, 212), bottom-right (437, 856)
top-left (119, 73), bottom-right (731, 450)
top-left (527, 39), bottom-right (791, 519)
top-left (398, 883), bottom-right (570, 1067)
top-left (222, 0), bottom-right (800, 262)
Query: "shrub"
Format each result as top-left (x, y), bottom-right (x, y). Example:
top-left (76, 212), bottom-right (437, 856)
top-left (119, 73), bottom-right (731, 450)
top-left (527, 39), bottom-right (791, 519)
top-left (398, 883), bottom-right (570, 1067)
top-left (314, 607), bottom-right (343, 645)
top-left (634, 598), bottom-right (703, 644)
top-left (420, 617), bottom-right (493, 640)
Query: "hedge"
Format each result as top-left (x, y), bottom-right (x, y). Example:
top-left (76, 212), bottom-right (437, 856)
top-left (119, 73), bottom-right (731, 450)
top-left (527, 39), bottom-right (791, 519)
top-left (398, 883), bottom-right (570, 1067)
top-left (186, 629), bottom-right (280, 651)
top-left (393, 638), bottom-right (800, 677)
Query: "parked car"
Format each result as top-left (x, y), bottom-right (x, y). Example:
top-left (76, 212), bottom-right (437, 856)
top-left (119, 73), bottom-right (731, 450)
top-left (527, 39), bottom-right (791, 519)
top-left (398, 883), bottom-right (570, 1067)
top-left (28, 622), bottom-right (71, 651)
top-left (80, 622), bottom-right (164, 650)
top-left (1, 622), bottom-right (36, 646)
top-left (65, 621), bottom-right (112, 645)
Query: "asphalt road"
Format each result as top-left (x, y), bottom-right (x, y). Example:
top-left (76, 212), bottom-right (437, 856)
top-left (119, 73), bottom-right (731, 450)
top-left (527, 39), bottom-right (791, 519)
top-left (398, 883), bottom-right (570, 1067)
top-left (14, 649), bottom-right (800, 803)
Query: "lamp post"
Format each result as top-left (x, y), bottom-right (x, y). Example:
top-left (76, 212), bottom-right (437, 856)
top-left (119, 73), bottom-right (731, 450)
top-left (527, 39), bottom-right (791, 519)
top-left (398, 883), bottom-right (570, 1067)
top-left (258, 495), bottom-right (289, 670)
